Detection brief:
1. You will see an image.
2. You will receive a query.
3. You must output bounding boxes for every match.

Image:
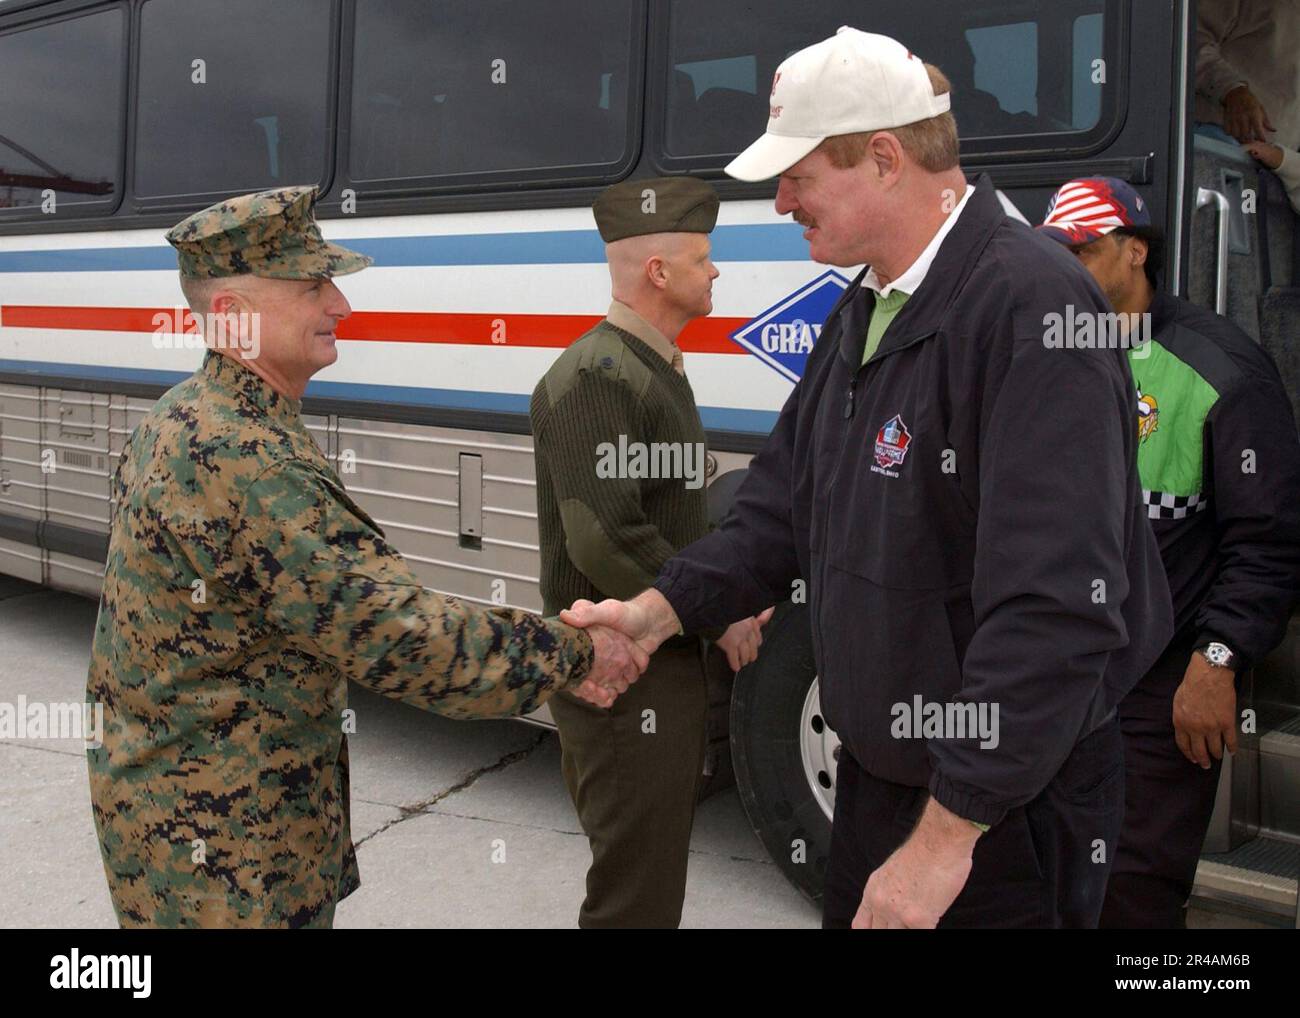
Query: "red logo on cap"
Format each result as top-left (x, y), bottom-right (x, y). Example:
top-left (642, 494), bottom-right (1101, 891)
top-left (771, 71), bottom-right (781, 97)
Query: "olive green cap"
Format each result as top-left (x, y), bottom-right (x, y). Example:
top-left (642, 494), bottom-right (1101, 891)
top-left (165, 185), bottom-right (372, 280)
top-left (592, 176), bottom-right (720, 243)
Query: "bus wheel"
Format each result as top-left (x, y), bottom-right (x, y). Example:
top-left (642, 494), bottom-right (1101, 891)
top-left (730, 600), bottom-right (837, 905)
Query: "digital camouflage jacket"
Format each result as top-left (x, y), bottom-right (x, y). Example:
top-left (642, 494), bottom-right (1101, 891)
top-left (86, 351), bottom-right (593, 927)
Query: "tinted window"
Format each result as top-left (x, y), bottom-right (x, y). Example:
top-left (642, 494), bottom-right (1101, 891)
top-left (134, 0), bottom-right (333, 201)
top-left (349, 0), bottom-right (638, 187)
top-left (1072, 14), bottom-right (1104, 130)
top-left (966, 23), bottom-right (1038, 118)
top-left (663, 0), bottom-right (1111, 161)
top-left (0, 9), bottom-right (125, 217)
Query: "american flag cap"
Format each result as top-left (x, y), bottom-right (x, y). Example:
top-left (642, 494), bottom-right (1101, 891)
top-left (1036, 176), bottom-right (1151, 247)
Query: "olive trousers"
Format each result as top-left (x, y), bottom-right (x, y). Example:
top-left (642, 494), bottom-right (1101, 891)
top-left (550, 638), bottom-right (710, 929)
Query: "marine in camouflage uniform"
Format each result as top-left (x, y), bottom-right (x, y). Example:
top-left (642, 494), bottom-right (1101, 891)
top-left (85, 187), bottom-right (601, 928)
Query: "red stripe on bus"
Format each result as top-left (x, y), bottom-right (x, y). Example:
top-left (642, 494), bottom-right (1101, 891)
top-left (1, 305), bottom-right (201, 333)
top-left (0, 305), bottom-right (750, 354)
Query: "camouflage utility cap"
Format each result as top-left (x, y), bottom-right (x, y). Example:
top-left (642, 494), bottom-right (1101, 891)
top-left (593, 176), bottom-right (719, 243)
top-left (165, 185), bottom-right (372, 280)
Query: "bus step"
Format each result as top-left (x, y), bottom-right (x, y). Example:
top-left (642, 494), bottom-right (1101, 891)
top-left (1264, 712), bottom-right (1300, 741)
top-left (1195, 835), bottom-right (1299, 923)
top-left (1260, 715), bottom-right (1300, 838)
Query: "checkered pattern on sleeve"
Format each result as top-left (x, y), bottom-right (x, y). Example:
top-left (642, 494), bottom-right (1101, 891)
top-left (1143, 489), bottom-right (1209, 520)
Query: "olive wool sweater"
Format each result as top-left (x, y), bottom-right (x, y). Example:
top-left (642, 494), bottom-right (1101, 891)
top-left (530, 319), bottom-right (714, 625)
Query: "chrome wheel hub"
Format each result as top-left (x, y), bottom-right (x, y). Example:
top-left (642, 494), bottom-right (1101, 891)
top-left (798, 677), bottom-right (840, 823)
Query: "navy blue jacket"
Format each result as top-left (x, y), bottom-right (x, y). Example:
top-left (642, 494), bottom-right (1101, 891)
top-left (654, 177), bottom-right (1174, 825)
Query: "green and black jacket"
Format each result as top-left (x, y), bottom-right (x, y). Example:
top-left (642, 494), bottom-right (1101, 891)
top-left (1130, 292), bottom-right (1300, 673)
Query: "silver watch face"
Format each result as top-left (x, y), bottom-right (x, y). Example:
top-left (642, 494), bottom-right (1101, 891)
top-left (1202, 642), bottom-right (1232, 667)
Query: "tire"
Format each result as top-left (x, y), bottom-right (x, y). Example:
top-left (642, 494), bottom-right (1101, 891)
top-left (730, 600), bottom-right (837, 905)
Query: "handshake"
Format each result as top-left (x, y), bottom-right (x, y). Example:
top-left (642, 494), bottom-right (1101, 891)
top-left (561, 589), bottom-right (775, 708)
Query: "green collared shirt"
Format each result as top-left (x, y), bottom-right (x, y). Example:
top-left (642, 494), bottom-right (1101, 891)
top-left (863, 289), bottom-right (912, 366)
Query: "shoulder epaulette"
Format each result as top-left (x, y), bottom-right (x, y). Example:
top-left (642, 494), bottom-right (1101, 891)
top-left (545, 321), bottom-right (653, 405)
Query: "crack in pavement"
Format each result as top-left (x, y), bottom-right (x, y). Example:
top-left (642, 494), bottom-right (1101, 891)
top-left (414, 806), bottom-right (584, 839)
top-left (352, 729), bottom-right (550, 848)
top-left (419, 804), bottom-right (776, 865)
top-left (0, 740), bottom-right (90, 760)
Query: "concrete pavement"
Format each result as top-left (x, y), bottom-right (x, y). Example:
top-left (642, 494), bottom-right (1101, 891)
top-left (0, 577), bottom-right (818, 928)
top-left (0, 575), bottom-right (1267, 929)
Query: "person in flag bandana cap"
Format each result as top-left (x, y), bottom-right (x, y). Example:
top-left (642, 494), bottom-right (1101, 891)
top-left (1039, 176), bottom-right (1166, 298)
top-left (1038, 176), bottom-right (1300, 928)
top-left (1039, 176), bottom-right (1160, 250)
top-left (561, 27), bottom-right (1175, 928)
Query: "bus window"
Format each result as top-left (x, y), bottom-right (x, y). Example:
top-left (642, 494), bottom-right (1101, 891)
top-left (964, 23), bottom-right (1040, 129)
top-left (675, 56), bottom-right (759, 99)
top-left (0, 8), bottom-right (125, 217)
top-left (661, 0), bottom-right (1114, 164)
top-left (133, 0), bottom-right (333, 202)
top-left (1073, 13), bottom-right (1105, 130)
top-left (347, 0), bottom-right (640, 189)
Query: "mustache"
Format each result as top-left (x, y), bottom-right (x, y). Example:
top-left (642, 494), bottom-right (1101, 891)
top-left (793, 214), bottom-right (817, 229)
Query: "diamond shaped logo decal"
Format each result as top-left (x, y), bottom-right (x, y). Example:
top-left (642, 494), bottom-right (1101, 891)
top-left (730, 270), bottom-right (852, 383)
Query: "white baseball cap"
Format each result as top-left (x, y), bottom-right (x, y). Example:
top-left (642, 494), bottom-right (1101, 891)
top-left (725, 26), bottom-right (951, 182)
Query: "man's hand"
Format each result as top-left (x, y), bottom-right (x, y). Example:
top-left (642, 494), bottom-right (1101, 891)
top-left (1243, 140), bottom-right (1284, 171)
top-left (569, 623), bottom-right (649, 708)
top-left (853, 797), bottom-right (978, 929)
top-left (1223, 84), bottom-right (1275, 143)
top-left (560, 588), bottom-right (682, 657)
top-left (715, 606), bottom-right (776, 671)
top-left (1173, 653), bottom-right (1238, 768)
top-left (570, 679), bottom-right (617, 708)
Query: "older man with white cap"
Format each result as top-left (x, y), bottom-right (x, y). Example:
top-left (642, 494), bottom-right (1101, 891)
top-left (562, 27), bottom-right (1173, 928)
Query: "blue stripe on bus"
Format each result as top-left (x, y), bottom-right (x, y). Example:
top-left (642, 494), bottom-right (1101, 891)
top-left (0, 359), bottom-right (780, 434)
top-left (0, 223), bottom-right (808, 272)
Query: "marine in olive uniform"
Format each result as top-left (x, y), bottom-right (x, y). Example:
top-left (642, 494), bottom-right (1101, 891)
top-left (531, 177), bottom-right (770, 928)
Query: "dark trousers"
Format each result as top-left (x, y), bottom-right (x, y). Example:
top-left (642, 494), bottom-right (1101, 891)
top-left (823, 716), bottom-right (1125, 928)
top-left (549, 639), bottom-right (710, 929)
top-left (1100, 643), bottom-right (1224, 929)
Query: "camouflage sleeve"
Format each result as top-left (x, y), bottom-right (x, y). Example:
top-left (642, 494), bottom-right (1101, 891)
top-left (220, 458), bottom-right (594, 719)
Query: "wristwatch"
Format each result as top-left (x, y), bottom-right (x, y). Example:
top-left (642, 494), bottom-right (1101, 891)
top-left (1195, 640), bottom-right (1237, 671)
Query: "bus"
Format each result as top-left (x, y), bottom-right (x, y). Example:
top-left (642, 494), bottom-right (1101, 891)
top-left (1, 0), bottom-right (1296, 924)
